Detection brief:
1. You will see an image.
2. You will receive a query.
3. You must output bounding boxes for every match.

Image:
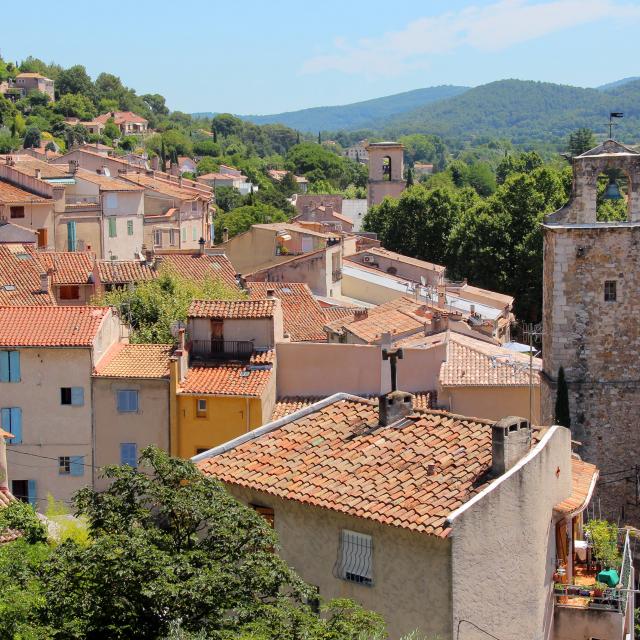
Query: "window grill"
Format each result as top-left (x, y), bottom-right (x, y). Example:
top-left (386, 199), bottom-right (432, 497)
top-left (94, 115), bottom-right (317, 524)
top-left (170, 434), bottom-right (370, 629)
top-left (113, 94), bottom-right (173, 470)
top-left (334, 530), bottom-right (373, 586)
top-left (604, 280), bottom-right (617, 302)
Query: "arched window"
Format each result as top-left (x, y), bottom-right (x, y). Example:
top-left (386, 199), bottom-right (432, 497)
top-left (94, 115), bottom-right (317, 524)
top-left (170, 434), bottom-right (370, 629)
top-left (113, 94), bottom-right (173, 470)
top-left (596, 168), bottom-right (629, 222)
top-left (382, 155), bottom-right (391, 181)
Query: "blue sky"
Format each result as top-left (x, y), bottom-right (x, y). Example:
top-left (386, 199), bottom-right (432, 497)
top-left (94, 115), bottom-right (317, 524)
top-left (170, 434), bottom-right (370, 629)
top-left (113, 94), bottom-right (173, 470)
top-left (2, 0), bottom-right (639, 114)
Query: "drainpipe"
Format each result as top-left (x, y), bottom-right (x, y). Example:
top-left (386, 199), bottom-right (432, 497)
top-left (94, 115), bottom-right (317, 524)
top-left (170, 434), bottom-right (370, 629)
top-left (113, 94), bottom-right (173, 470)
top-left (246, 397), bottom-right (250, 433)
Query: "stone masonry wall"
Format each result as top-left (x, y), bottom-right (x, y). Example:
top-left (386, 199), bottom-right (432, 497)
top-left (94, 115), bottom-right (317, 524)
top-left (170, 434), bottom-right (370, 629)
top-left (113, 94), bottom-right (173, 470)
top-left (542, 224), bottom-right (640, 522)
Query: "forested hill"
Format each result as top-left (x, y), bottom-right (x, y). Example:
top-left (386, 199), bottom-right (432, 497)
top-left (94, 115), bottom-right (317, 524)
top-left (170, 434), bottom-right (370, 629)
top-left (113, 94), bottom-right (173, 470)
top-left (379, 79), bottom-right (640, 144)
top-left (195, 85), bottom-right (469, 132)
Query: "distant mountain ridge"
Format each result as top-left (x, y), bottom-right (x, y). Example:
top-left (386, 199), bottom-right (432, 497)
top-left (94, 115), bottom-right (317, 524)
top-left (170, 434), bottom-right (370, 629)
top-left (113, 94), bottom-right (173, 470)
top-left (597, 77), bottom-right (640, 92)
top-left (194, 85), bottom-right (469, 132)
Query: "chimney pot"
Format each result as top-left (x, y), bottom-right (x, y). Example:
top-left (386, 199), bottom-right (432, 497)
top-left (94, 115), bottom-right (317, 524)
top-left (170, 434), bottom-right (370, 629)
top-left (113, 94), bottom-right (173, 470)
top-left (39, 272), bottom-right (50, 294)
top-left (354, 308), bottom-right (368, 321)
top-left (492, 417), bottom-right (531, 476)
top-left (378, 390), bottom-right (414, 426)
top-left (198, 237), bottom-right (205, 254)
top-left (266, 288), bottom-right (276, 299)
top-left (35, 168), bottom-right (41, 180)
top-left (222, 227), bottom-right (229, 243)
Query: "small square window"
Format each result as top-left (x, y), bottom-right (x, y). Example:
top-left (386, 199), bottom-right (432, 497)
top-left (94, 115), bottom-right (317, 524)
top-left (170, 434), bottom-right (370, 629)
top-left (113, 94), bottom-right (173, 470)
top-left (59, 456), bottom-right (71, 475)
top-left (61, 387), bottom-right (83, 406)
top-left (127, 220), bottom-right (134, 236)
top-left (60, 387), bottom-right (72, 405)
top-left (336, 530), bottom-right (373, 586)
top-left (10, 206), bottom-right (24, 219)
top-left (196, 398), bottom-right (207, 417)
top-left (604, 280), bottom-right (617, 302)
top-left (117, 389), bottom-right (139, 413)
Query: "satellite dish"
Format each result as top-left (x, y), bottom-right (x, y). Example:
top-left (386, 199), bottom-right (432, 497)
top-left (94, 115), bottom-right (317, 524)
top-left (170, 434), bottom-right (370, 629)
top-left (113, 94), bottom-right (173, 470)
top-left (170, 320), bottom-right (186, 337)
top-left (420, 276), bottom-right (426, 287)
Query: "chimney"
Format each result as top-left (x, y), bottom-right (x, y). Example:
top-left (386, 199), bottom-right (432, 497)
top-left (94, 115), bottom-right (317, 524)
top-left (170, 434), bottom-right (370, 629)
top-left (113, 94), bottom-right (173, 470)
top-left (35, 168), bottom-right (41, 180)
top-left (431, 312), bottom-right (445, 333)
top-left (151, 155), bottom-right (159, 171)
top-left (266, 288), bottom-right (276, 299)
top-left (68, 160), bottom-right (78, 174)
top-left (39, 271), bottom-right (51, 294)
top-left (437, 285), bottom-right (446, 309)
top-left (491, 417), bottom-right (532, 476)
top-left (222, 227), bottom-right (229, 243)
top-left (353, 308), bottom-right (368, 321)
top-left (178, 328), bottom-right (186, 352)
top-left (154, 255), bottom-right (164, 270)
top-left (198, 237), bottom-right (205, 254)
top-left (144, 247), bottom-right (154, 265)
top-left (378, 390), bottom-right (414, 426)
top-left (0, 428), bottom-right (11, 492)
top-left (178, 176), bottom-right (183, 187)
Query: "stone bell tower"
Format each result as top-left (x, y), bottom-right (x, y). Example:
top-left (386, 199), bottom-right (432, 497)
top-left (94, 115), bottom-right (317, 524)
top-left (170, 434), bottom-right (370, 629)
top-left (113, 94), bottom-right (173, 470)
top-left (366, 141), bottom-right (405, 207)
top-left (542, 139), bottom-right (640, 522)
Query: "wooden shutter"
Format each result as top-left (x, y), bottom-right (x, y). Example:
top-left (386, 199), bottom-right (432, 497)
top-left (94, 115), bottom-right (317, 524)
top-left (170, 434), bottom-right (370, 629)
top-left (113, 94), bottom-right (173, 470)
top-left (120, 443), bottom-right (137, 467)
top-left (37, 228), bottom-right (48, 248)
top-left (252, 505), bottom-right (275, 528)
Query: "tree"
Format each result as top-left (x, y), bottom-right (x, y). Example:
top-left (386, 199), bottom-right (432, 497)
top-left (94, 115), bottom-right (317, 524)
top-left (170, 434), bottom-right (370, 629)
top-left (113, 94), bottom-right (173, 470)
top-left (555, 366), bottom-right (570, 428)
top-left (193, 139), bottom-right (221, 157)
top-left (215, 204), bottom-right (288, 241)
top-left (0, 132), bottom-right (17, 153)
top-left (196, 156), bottom-right (218, 177)
top-left (53, 93), bottom-right (97, 120)
top-left (406, 167), bottom-right (414, 187)
top-left (96, 267), bottom-right (244, 343)
top-left (103, 118), bottom-right (120, 141)
top-left (141, 93), bottom-right (169, 116)
top-left (23, 126), bottom-right (41, 149)
top-left (56, 64), bottom-right (93, 96)
top-left (568, 128), bottom-right (596, 157)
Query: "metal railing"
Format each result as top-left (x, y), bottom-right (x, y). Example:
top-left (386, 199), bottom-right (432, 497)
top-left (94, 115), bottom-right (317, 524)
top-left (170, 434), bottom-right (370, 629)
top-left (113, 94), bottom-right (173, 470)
top-left (190, 339), bottom-right (254, 361)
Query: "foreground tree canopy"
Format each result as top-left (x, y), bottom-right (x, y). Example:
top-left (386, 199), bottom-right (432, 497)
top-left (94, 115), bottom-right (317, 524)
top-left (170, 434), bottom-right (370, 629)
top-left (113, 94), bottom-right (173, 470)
top-left (0, 447), bottom-right (387, 639)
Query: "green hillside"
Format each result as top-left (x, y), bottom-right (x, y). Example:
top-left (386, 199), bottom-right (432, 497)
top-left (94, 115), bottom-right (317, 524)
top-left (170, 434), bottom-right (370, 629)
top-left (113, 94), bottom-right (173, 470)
top-left (379, 79), bottom-right (640, 144)
top-left (195, 85), bottom-right (469, 132)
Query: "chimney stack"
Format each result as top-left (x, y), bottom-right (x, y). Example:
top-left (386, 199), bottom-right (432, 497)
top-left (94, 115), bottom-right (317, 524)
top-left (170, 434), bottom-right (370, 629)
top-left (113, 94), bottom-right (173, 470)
top-left (266, 288), bottom-right (276, 299)
top-left (353, 308), bottom-right (368, 321)
top-left (379, 391), bottom-right (414, 427)
top-left (39, 271), bottom-right (50, 294)
top-left (222, 227), bottom-right (229, 243)
top-left (198, 237), bottom-right (205, 254)
top-left (491, 417), bottom-right (531, 476)
top-left (437, 285), bottom-right (446, 309)
top-left (144, 247), bottom-right (154, 265)
top-left (35, 168), bottom-right (42, 180)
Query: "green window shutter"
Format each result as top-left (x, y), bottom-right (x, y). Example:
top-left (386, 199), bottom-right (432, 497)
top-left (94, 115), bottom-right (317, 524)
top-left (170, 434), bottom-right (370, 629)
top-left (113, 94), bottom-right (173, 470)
top-left (70, 456), bottom-right (84, 476)
top-left (67, 221), bottom-right (77, 251)
top-left (108, 217), bottom-right (117, 238)
top-left (192, 226), bottom-right (197, 241)
top-left (27, 480), bottom-right (37, 507)
top-left (127, 220), bottom-right (134, 236)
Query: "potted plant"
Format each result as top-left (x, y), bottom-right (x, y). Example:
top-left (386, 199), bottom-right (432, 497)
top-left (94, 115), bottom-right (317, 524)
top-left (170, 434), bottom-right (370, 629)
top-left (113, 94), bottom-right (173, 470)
top-left (585, 519), bottom-right (620, 570)
top-left (592, 582), bottom-right (606, 598)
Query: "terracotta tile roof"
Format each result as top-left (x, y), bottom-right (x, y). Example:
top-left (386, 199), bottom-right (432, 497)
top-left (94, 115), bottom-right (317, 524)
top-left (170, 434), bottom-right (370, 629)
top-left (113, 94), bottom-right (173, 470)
top-left (351, 247), bottom-right (446, 273)
top-left (0, 306), bottom-right (110, 347)
top-left (272, 391), bottom-right (434, 421)
top-left (95, 111), bottom-right (148, 125)
top-left (439, 334), bottom-right (542, 387)
top-left (97, 254), bottom-right (239, 290)
top-left (448, 283), bottom-right (514, 309)
top-left (179, 362), bottom-right (273, 397)
top-left (198, 172), bottom-right (247, 181)
top-left (94, 343), bottom-right (173, 379)
top-left (5, 156), bottom-right (69, 179)
top-left (199, 396), bottom-right (493, 536)
top-left (250, 349), bottom-right (275, 365)
top-left (248, 283), bottom-right (326, 342)
top-left (322, 306), bottom-right (358, 323)
top-left (188, 299), bottom-right (275, 319)
top-left (38, 252), bottom-right (94, 285)
top-left (0, 245), bottom-right (56, 306)
top-left (0, 179), bottom-right (50, 204)
top-left (76, 169), bottom-right (144, 192)
top-left (554, 458), bottom-right (599, 516)
top-left (120, 173), bottom-right (206, 200)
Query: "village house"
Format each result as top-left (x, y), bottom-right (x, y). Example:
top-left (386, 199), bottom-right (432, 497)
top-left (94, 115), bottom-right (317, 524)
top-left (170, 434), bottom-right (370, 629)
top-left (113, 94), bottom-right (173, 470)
top-left (413, 162), bottom-right (434, 177)
top-left (196, 391), bottom-right (604, 639)
top-left (6, 72), bottom-right (55, 102)
top-left (92, 343), bottom-right (173, 491)
top-left (198, 164), bottom-right (256, 196)
top-left (169, 298), bottom-right (282, 458)
top-left (0, 244), bottom-right (56, 306)
top-left (267, 169), bottom-right (308, 193)
top-left (293, 201), bottom-right (354, 233)
top-left (0, 305), bottom-right (125, 507)
top-left (343, 140), bottom-right (369, 163)
top-left (92, 111), bottom-right (149, 135)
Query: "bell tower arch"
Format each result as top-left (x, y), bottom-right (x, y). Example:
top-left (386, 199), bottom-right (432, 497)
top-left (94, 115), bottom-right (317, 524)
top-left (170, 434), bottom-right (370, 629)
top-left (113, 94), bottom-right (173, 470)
top-left (367, 141), bottom-right (405, 207)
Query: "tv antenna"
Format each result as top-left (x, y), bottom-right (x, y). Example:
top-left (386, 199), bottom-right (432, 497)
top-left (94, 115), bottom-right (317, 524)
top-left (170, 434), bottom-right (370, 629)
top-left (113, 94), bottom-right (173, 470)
top-left (608, 112), bottom-right (624, 139)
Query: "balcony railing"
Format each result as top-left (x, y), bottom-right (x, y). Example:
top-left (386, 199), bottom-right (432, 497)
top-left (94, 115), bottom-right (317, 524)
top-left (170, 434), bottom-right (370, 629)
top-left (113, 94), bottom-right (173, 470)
top-left (190, 339), bottom-right (254, 361)
top-left (66, 195), bottom-right (100, 207)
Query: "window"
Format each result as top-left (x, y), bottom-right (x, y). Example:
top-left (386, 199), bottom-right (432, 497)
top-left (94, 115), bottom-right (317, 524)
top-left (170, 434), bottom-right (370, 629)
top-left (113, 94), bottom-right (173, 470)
top-left (59, 285), bottom-right (80, 300)
top-left (10, 206), bottom-right (24, 219)
top-left (170, 229), bottom-right (178, 246)
top-left (108, 217), bottom-right (117, 238)
top-left (604, 280), bottom-right (617, 302)
top-left (251, 505), bottom-right (275, 528)
top-left (196, 398), bottom-right (207, 418)
top-left (1, 407), bottom-right (22, 444)
top-left (120, 443), bottom-right (137, 468)
top-left (117, 389), bottom-right (139, 413)
top-left (127, 220), bottom-right (134, 236)
top-left (59, 456), bottom-right (71, 475)
top-left (191, 201), bottom-right (198, 212)
top-left (154, 229), bottom-right (163, 247)
top-left (67, 221), bottom-right (77, 252)
top-left (11, 479), bottom-right (36, 506)
top-left (0, 350), bottom-right (20, 382)
top-left (192, 226), bottom-right (197, 241)
top-left (335, 530), bottom-right (373, 586)
top-left (181, 227), bottom-right (186, 242)
top-left (105, 193), bottom-right (118, 209)
top-left (60, 387), bottom-right (84, 406)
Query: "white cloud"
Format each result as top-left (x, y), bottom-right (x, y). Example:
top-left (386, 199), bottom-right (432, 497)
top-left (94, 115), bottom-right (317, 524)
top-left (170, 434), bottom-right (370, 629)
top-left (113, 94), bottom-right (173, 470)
top-left (301, 0), bottom-right (640, 76)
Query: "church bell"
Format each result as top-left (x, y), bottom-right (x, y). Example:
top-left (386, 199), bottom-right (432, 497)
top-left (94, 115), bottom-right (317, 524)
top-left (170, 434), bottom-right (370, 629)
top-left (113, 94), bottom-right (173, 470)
top-left (603, 176), bottom-right (622, 200)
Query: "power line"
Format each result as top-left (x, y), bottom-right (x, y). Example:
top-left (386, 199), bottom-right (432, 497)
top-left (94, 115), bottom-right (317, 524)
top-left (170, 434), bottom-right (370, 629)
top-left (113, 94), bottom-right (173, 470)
top-left (457, 619), bottom-right (505, 640)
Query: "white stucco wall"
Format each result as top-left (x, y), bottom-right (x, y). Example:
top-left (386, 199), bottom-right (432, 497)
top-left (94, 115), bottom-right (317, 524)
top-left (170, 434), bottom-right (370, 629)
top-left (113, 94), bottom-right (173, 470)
top-left (448, 425), bottom-right (573, 640)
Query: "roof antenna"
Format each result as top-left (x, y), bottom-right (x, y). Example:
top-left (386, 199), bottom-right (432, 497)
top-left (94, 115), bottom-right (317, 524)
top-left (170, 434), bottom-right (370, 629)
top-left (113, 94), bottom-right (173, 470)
top-left (608, 112), bottom-right (624, 139)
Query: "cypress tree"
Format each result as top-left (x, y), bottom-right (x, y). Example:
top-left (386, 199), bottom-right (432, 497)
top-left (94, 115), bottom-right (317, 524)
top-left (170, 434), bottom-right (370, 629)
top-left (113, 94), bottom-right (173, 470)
top-left (555, 366), bottom-right (571, 428)
top-left (296, 131), bottom-right (300, 145)
top-left (406, 167), bottom-right (414, 187)
top-left (160, 139), bottom-right (167, 171)
top-left (317, 131), bottom-right (321, 144)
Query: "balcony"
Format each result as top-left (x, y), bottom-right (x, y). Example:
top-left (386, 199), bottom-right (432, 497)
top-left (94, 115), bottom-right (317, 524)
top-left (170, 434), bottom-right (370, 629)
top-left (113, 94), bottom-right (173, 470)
top-left (553, 529), bottom-right (634, 640)
top-left (65, 195), bottom-right (100, 211)
top-left (190, 339), bottom-right (254, 361)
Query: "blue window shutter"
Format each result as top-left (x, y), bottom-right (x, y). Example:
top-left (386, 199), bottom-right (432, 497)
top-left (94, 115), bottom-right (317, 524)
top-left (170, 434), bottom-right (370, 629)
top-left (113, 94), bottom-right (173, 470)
top-left (0, 352), bottom-right (9, 382)
top-left (70, 456), bottom-right (84, 476)
top-left (120, 443), bottom-right (137, 467)
top-left (117, 390), bottom-right (137, 412)
top-left (0, 408), bottom-right (11, 436)
top-left (10, 408), bottom-right (22, 444)
top-left (67, 221), bottom-right (77, 251)
top-left (9, 351), bottom-right (20, 382)
top-left (27, 480), bottom-right (36, 507)
top-left (71, 387), bottom-right (84, 406)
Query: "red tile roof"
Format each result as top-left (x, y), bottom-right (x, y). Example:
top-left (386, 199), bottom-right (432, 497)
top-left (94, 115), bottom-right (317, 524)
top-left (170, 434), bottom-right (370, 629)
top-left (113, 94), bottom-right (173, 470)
top-left (95, 111), bottom-right (148, 125)
top-left (0, 180), bottom-right (50, 204)
top-left (120, 173), bottom-right (206, 200)
top-left (0, 306), bottom-right (110, 347)
top-left (248, 283), bottom-right (326, 342)
top-left (76, 169), bottom-right (144, 192)
top-left (97, 260), bottom-right (155, 285)
top-left (322, 306), bottom-right (358, 323)
top-left (94, 343), bottom-right (173, 379)
top-left (188, 299), bottom-right (275, 319)
top-left (198, 395), bottom-right (495, 536)
top-left (179, 362), bottom-right (273, 397)
top-left (38, 252), bottom-right (94, 285)
top-left (0, 245), bottom-right (56, 306)
top-left (439, 334), bottom-right (542, 387)
top-left (554, 458), bottom-right (599, 516)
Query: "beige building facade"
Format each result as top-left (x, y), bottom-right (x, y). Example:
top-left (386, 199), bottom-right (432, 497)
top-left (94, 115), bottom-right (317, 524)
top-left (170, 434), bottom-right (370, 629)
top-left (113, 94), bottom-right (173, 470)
top-left (367, 141), bottom-right (405, 206)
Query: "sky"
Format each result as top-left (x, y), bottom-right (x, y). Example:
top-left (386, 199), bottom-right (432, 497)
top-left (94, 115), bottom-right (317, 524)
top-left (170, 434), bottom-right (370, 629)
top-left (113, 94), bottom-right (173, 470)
top-left (2, 0), bottom-right (639, 115)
